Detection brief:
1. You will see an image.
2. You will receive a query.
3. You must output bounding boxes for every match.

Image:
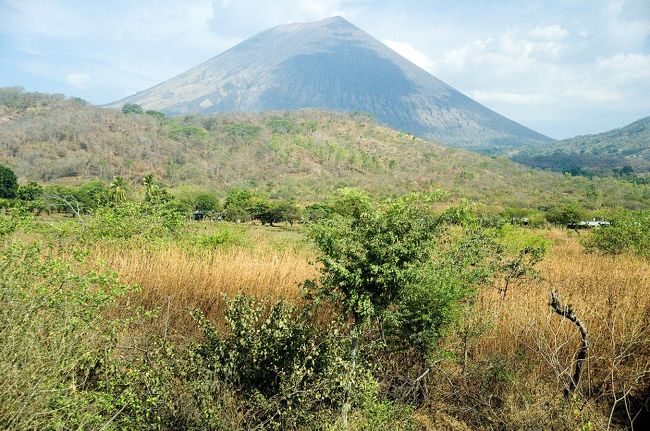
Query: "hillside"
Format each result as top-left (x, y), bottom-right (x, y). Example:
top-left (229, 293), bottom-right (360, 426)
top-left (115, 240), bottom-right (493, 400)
top-left (1, 87), bottom-right (648, 209)
top-left (110, 16), bottom-right (550, 152)
top-left (511, 116), bottom-right (650, 177)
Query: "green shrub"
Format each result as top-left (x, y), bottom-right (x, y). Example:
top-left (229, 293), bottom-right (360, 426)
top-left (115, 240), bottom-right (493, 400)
top-left (384, 228), bottom-right (501, 359)
top-left (545, 203), bottom-right (588, 226)
top-left (0, 163), bottom-right (18, 199)
top-left (0, 242), bottom-right (134, 429)
top-left (169, 124), bottom-right (208, 140)
top-left (584, 209), bottom-right (650, 258)
top-left (79, 201), bottom-right (186, 241)
top-left (121, 103), bottom-right (143, 114)
top-left (223, 123), bottom-right (262, 139)
top-left (193, 295), bottom-right (357, 430)
top-left (308, 190), bottom-right (443, 324)
top-left (192, 191), bottom-right (220, 212)
top-left (197, 227), bottom-right (248, 249)
top-left (145, 109), bottom-right (165, 119)
top-left (17, 181), bottom-right (43, 201)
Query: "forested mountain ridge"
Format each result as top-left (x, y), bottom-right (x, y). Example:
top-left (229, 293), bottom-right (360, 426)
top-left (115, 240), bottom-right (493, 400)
top-left (511, 116), bottom-right (650, 177)
top-left (1, 87), bottom-right (648, 208)
top-left (110, 16), bottom-right (551, 152)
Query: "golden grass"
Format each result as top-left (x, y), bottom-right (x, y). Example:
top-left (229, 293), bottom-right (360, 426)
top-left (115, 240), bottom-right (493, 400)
top-left (94, 242), bottom-right (315, 334)
top-left (473, 229), bottom-right (650, 425)
top-left (87, 225), bottom-right (649, 423)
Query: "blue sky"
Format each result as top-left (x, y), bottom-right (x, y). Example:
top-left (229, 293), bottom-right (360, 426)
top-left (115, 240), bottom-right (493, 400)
top-left (1, 0), bottom-right (648, 139)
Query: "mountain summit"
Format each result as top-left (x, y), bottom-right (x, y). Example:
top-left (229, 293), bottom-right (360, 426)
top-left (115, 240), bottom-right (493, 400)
top-left (112, 16), bottom-right (550, 150)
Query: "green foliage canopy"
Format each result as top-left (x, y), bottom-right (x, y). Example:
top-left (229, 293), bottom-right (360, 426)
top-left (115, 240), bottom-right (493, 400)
top-left (0, 164), bottom-right (18, 199)
top-left (308, 189), bottom-right (442, 323)
top-left (585, 209), bottom-right (650, 258)
top-left (121, 103), bottom-right (143, 114)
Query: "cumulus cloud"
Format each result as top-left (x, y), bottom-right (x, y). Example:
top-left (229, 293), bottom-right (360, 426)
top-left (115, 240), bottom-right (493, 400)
top-left (564, 88), bottom-right (623, 103)
top-left (209, 0), bottom-right (355, 37)
top-left (528, 24), bottom-right (569, 40)
top-left (596, 52), bottom-right (650, 81)
top-left (383, 39), bottom-right (435, 71)
top-left (472, 91), bottom-right (553, 106)
top-left (65, 72), bottom-right (91, 90)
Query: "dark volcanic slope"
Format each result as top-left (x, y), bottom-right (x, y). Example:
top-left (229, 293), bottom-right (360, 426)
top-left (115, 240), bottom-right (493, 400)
top-left (112, 16), bottom-right (551, 151)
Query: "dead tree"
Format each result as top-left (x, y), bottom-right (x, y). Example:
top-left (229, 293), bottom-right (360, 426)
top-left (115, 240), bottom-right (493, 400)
top-left (550, 290), bottom-right (589, 398)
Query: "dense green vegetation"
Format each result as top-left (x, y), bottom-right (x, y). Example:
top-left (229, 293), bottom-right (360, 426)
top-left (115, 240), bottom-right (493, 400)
top-left (2, 87), bottom-right (649, 209)
top-left (584, 209), bottom-right (650, 258)
top-left (510, 116), bottom-right (650, 179)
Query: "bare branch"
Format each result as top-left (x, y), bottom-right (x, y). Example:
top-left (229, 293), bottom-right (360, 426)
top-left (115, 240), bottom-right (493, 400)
top-left (549, 290), bottom-right (589, 398)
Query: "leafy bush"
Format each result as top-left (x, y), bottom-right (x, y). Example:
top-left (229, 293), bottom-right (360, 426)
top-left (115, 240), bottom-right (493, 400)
top-left (17, 181), bottom-right (43, 201)
top-left (197, 226), bottom-right (248, 249)
top-left (0, 207), bottom-right (30, 237)
top-left (121, 103), bottom-right (143, 114)
top-left (223, 123), bottom-right (262, 139)
top-left (0, 163), bottom-right (18, 199)
top-left (79, 201), bottom-right (186, 241)
top-left (192, 295), bottom-right (356, 429)
top-left (308, 190), bottom-right (442, 324)
top-left (584, 209), bottom-right (650, 258)
top-left (192, 191), bottom-right (220, 212)
top-left (0, 243), bottom-right (134, 429)
top-left (169, 124), bottom-right (208, 140)
top-left (545, 203), bottom-right (588, 226)
top-left (145, 109), bottom-right (165, 119)
top-left (384, 228), bottom-right (501, 359)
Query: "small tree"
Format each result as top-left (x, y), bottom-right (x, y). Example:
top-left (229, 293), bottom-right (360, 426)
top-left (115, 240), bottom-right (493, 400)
top-left (17, 181), bottom-right (43, 201)
top-left (274, 200), bottom-right (302, 225)
top-left (109, 176), bottom-right (128, 205)
top-left (247, 196), bottom-right (275, 225)
top-left (223, 188), bottom-right (255, 222)
top-left (309, 190), bottom-right (441, 325)
top-left (0, 164), bottom-right (18, 199)
top-left (193, 192), bottom-right (220, 213)
top-left (121, 103), bottom-right (143, 114)
top-left (76, 180), bottom-right (110, 210)
top-left (308, 190), bottom-right (499, 420)
top-left (545, 203), bottom-right (587, 226)
top-left (584, 209), bottom-right (650, 258)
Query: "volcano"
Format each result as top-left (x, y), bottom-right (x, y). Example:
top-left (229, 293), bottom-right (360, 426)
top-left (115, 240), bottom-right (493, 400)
top-left (112, 16), bottom-right (551, 151)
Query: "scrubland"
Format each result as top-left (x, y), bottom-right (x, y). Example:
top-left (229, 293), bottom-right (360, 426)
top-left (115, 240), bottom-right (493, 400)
top-left (7, 216), bottom-right (642, 430)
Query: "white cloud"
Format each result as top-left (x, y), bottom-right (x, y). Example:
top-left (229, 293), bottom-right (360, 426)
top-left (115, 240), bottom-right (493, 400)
top-left (65, 72), bottom-right (91, 89)
top-left (564, 88), bottom-right (623, 103)
top-left (472, 91), bottom-right (553, 106)
top-left (441, 38), bottom-right (494, 68)
top-left (596, 52), bottom-right (650, 81)
top-left (528, 24), bottom-right (569, 40)
top-left (209, 0), bottom-right (354, 37)
top-left (383, 39), bottom-right (435, 71)
top-left (501, 30), bottom-right (566, 60)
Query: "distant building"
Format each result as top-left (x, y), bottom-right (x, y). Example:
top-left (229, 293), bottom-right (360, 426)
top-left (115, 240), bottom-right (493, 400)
top-left (568, 218), bottom-right (611, 229)
top-left (192, 210), bottom-right (205, 221)
top-left (511, 217), bottom-right (529, 226)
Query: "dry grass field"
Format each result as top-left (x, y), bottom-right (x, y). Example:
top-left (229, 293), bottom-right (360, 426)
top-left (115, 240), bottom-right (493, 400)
top-left (83, 223), bottom-right (649, 428)
top-left (470, 230), bottom-right (650, 428)
top-left (3, 211), bottom-right (648, 429)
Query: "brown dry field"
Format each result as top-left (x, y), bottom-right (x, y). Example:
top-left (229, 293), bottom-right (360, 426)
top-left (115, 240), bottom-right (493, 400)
top-left (94, 225), bottom-right (649, 427)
